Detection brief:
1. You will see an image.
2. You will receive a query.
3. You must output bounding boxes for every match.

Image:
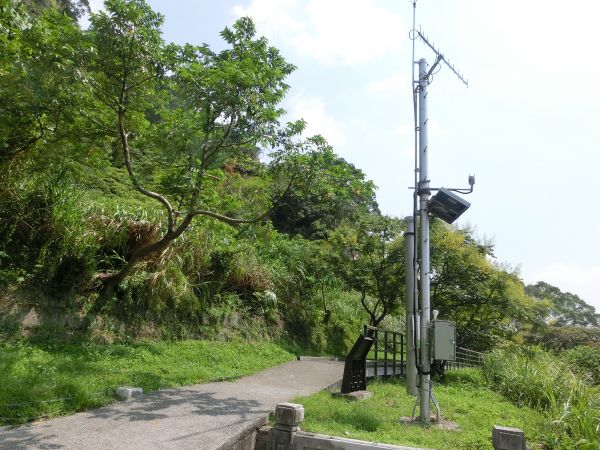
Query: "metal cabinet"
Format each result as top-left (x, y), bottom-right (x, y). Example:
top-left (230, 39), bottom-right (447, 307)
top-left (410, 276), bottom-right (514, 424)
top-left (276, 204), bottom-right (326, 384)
top-left (431, 320), bottom-right (456, 361)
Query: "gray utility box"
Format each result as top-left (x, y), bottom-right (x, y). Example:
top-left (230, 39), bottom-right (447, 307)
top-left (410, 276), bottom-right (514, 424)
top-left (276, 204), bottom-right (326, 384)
top-left (431, 320), bottom-right (456, 361)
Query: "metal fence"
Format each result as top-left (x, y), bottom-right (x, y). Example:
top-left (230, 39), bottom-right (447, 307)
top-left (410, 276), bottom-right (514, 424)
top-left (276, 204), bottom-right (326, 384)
top-left (363, 325), bottom-right (405, 379)
top-left (363, 325), bottom-right (483, 380)
top-left (446, 346), bottom-right (484, 369)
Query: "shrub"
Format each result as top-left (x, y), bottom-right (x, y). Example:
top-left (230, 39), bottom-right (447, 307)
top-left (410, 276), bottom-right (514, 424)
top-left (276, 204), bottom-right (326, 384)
top-left (541, 326), bottom-right (600, 351)
top-left (561, 346), bottom-right (600, 386)
top-left (483, 345), bottom-right (600, 449)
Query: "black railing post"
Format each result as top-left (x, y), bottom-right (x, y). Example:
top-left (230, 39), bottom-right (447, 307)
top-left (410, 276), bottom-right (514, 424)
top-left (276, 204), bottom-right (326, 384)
top-left (392, 332), bottom-right (396, 376)
top-left (384, 331), bottom-right (388, 377)
top-left (400, 333), bottom-right (404, 377)
top-left (374, 329), bottom-right (378, 378)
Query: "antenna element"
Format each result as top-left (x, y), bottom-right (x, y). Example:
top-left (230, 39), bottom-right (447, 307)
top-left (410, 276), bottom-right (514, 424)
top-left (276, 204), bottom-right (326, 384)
top-left (417, 29), bottom-right (469, 87)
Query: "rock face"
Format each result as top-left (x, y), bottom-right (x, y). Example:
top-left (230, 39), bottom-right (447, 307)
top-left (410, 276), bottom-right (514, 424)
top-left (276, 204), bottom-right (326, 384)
top-left (66, 312), bottom-right (85, 330)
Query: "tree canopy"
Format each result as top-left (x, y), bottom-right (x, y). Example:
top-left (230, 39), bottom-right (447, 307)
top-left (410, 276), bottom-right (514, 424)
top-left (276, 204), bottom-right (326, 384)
top-left (525, 281), bottom-right (600, 327)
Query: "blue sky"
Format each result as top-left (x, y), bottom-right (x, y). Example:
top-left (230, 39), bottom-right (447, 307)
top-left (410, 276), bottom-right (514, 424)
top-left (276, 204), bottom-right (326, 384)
top-left (86, 0), bottom-right (600, 311)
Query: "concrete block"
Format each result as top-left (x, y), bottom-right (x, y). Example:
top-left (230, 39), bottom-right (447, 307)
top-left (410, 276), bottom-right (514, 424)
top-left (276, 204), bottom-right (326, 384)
top-left (338, 390), bottom-right (373, 401)
top-left (492, 425), bottom-right (526, 450)
top-left (116, 386), bottom-right (143, 401)
top-left (254, 425), bottom-right (271, 450)
top-left (274, 402), bottom-right (304, 432)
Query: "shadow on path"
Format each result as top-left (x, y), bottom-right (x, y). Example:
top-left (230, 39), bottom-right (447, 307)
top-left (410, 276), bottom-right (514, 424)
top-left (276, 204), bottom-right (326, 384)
top-left (87, 389), bottom-right (266, 423)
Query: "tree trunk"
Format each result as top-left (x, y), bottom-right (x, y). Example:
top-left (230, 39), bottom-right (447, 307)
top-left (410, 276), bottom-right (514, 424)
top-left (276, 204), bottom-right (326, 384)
top-left (101, 233), bottom-right (175, 298)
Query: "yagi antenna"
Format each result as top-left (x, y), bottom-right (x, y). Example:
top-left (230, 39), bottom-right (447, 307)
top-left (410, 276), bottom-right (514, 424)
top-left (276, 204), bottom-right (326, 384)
top-left (416, 28), bottom-right (469, 87)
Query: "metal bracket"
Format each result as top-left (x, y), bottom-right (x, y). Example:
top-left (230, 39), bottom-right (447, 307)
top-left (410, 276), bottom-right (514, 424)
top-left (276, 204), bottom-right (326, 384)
top-left (417, 180), bottom-right (431, 196)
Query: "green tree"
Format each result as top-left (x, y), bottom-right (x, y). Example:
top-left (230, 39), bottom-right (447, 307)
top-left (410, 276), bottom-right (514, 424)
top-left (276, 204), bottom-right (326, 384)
top-left (270, 148), bottom-right (378, 239)
top-left (0, 2), bottom-right (84, 163)
top-left (429, 223), bottom-right (538, 350)
top-left (84, 1), bottom-right (324, 295)
top-left (22, 0), bottom-right (90, 19)
top-left (540, 326), bottom-right (600, 351)
top-left (330, 215), bottom-right (404, 326)
top-left (525, 281), bottom-right (600, 327)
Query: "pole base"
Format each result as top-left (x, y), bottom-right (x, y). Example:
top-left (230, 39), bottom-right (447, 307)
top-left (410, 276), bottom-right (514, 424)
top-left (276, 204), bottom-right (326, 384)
top-left (411, 389), bottom-right (441, 424)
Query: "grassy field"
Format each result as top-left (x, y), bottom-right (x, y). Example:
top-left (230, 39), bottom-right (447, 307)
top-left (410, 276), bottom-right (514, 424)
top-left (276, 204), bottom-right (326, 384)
top-left (0, 340), bottom-right (294, 425)
top-left (294, 370), bottom-right (547, 450)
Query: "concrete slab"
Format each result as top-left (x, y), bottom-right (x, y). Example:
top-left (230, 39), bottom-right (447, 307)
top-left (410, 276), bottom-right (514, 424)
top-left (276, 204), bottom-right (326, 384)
top-left (116, 386), bottom-right (143, 401)
top-left (0, 359), bottom-right (343, 450)
top-left (337, 390), bottom-right (373, 401)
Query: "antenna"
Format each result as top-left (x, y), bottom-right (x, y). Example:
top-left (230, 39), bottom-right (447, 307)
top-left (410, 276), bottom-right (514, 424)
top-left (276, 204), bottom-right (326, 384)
top-left (416, 28), bottom-right (469, 87)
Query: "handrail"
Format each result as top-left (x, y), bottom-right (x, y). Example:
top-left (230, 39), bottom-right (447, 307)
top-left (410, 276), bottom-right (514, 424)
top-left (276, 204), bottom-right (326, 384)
top-left (363, 325), bottom-right (405, 379)
top-left (457, 347), bottom-right (484, 356)
top-left (362, 325), bottom-right (483, 380)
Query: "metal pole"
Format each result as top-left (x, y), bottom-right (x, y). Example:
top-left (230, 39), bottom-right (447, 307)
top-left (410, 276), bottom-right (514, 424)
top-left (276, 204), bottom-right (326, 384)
top-left (404, 216), bottom-right (418, 396)
top-left (418, 58), bottom-right (431, 424)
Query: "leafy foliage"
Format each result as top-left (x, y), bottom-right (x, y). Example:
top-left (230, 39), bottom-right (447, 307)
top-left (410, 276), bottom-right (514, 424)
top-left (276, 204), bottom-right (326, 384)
top-left (428, 223), bottom-right (543, 350)
top-left (329, 215), bottom-right (404, 326)
top-left (539, 326), bottom-right (600, 351)
top-left (0, 2), bottom-right (85, 163)
top-left (22, 0), bottom-right (90, 19)
top-left (561, 345), bottom-right (600, 385)
top-left (270, 148), bottom-right (378, 239)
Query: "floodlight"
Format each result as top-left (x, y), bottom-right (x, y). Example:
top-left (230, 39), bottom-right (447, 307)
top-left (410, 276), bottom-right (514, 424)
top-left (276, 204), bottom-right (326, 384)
top-left (428, 187), bottom-right (470, 224)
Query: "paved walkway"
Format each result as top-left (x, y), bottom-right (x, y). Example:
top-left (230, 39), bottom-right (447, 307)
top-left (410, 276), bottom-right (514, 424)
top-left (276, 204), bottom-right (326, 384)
top-left (0, 358), bottom-right (343, 450)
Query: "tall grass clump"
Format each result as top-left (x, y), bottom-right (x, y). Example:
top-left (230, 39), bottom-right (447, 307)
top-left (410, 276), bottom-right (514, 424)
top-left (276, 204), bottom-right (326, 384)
top-left (483, 344), bottom-right (600, 449)
top-left (561, 345), bottom-right (600, 386)
top-left (0, 173), bottom-right (99, 294)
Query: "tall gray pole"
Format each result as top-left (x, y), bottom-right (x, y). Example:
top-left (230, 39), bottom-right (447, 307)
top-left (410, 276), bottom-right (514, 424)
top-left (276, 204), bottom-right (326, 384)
top-left (417, 58), bottom-right (431, 423)
top-left (404, 216), bottom-right (418, 396)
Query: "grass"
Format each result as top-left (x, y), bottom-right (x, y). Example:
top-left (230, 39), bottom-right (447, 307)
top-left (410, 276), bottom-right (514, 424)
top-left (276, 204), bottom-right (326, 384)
top-left (0, 339), bottom-right (294, 425)
top-left (294, 370), bottom-right (547, 450)
top-left (483, 345), bottom-right (600, 449)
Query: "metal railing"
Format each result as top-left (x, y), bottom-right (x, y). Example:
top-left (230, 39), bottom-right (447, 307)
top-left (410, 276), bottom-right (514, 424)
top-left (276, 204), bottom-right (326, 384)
top-left (363, 325), bottom-right (405, 379)
top-left (446, 346), bottom-right (484, 369)
top-left (364, 325), bottom-right (483, 378)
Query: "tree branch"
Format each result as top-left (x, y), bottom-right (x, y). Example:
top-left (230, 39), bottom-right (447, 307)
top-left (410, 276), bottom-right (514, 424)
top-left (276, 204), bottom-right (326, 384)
top-left (125, 73), bottom-right (159, 92)
top-left (191, 207), bottom-right (271, 225)
top-left (360, 291), bottom-right (376, 325)
top-left (118, 112), bottom-right (175, 232)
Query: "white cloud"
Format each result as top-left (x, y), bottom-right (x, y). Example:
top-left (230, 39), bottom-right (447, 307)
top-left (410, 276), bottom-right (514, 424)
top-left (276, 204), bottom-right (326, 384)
top-left (88, 0), bottom-right (104, 12)
top-left (233, 0), bottom-right (302, 38)
top-left (288, 96), bottom-right (345, 147)
top-left (365, 74), bottom-right (407, 93)
top-left (233, 0), bottom-right (404, 66)
top-left (524, 263), bottom-right (600, 313)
